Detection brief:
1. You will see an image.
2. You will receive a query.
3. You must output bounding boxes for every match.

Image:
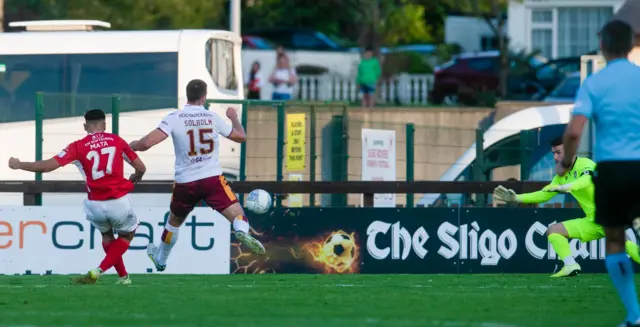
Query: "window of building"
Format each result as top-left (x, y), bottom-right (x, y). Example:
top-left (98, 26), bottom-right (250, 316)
top-left (531, 9), bottom-right (553, 23)
top-left (528, 6), bottom-right (614, 59)
top-left (530, 9), bottom-right (553, 59)
top-left (480, 36), bottom-right (506, 51)
top-left (0, 52), bottom-right (178, 123)
top-left (531, 29), bottom-right (553, 59)
top-left (557, 7), bottom-right (613, 57)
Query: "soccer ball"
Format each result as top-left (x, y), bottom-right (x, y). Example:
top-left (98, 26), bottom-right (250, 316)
top-left (321, 231), bottom-right (357, 272)
top-left (324, 232), bottom-right (355, 257)
top-left (246, 189), bottom-right (272, 214)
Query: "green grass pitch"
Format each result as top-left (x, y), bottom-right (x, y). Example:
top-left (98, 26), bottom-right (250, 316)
top-left (0, 274), bottom-right (628, 327)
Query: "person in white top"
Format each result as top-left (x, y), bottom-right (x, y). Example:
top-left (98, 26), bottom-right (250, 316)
top-left (269, 54), bottom-right (297, 100)
top-left (129, 79), bottom-right (265, 272)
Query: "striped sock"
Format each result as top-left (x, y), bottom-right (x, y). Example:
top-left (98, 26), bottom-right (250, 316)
top-left (233, 215), bottom-right (249, 234)
top-left (157, 223), bottom-right (180, 266)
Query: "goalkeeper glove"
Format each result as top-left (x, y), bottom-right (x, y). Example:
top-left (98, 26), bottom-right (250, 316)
top-left (493, 185), bottom-right (519, 203)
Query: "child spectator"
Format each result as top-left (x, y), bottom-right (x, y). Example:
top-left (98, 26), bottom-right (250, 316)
top-left (357, 47), bottom-right (381, 108)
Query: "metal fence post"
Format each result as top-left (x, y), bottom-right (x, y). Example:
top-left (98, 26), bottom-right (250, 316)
top-left (238, 100), bottom-right (249, 206)
top-left (34, 92), bottom-right (44, 206)
top-left (474, 128), bottom-right (485, 206)
top-left (111, 95), bottom-right (120, 135)
top-left (519, 129), bottom-right (530, 181)
top-left (341, 105), bottom-right (349, 184)
top-left (276, 103), bottom-right (286, 207)
top-left (309, 105), bottom-right (317, 207)
top-left (330, 114), bottom-right (348, 207)
top-left (405, 123), bottom-right (415, 208)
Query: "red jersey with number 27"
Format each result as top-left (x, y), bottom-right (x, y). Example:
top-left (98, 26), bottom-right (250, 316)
top-left (53, 132), bottom-right (138, 201)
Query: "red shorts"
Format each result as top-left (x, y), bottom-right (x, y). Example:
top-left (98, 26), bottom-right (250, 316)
top-left (170, 175), bottom-right (238, 217)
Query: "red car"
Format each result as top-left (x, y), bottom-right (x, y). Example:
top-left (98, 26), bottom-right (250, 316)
top-left (242, 35), bottom-right (275, 49)
top-left (429, 51), bottom-right (547, 105)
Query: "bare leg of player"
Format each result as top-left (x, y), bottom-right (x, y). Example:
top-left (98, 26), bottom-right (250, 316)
top-left (147, 213), bottom-right (185, 272)
top-left (221, 203), bottom-right (265, 254)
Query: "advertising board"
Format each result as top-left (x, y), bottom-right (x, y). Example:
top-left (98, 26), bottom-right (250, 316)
top-left (235, 208), bottom-right (638, 274)
top-left (0, 206), bottom-right (231, 275)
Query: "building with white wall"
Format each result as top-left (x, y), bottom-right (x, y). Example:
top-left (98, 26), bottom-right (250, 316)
top-left (445, 16), bottom-right (505, 53)
top-left (508, 0), bottom-right (625, 59)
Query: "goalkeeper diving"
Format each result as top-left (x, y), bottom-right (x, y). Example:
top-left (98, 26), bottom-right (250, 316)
top-left (493, 136), bottom-right (640, 277)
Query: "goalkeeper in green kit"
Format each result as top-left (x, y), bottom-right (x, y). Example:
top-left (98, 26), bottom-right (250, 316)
top-left (493, 136), bottom-right (640, 277)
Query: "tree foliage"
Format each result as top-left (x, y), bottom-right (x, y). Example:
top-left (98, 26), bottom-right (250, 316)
top-left (4, 0), bottom-right (227, 30)
top-left (2, 0), bottom-right (511, 47)
top-left (242, 0), bottom-right (433, 47)
top-left (378, 2), bottom-right (433, 45)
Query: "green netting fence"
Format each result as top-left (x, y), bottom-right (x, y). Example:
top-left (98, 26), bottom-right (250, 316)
top-left (26, 92), bottom-right (533, 207)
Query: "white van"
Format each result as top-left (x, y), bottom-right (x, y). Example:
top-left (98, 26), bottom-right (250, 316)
top-left (417, 103), bottom-right (579, 207)
top-left (0, 20), bottom-right (244, 187)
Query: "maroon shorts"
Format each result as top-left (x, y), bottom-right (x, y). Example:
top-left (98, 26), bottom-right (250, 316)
top-left (170, 175), bottom-right (238, 217)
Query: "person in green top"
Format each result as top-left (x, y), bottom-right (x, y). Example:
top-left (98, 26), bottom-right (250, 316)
top-left (493, 136), bottom-right (640, 277)
top-left (356, 47), bottom-right (381, 108)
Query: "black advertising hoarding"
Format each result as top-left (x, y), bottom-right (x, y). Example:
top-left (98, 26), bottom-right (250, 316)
top-left (232, 208), bottom-right (627, 274)
top-left (360, 208), bottom-right (459, 273)
top-left (457, 208), bottom-right (604, 273)
top-left (231, 208), bottom-right (366, 274)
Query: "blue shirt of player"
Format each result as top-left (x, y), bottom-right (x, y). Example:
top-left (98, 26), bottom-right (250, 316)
top-left (572, 59), bottom-right (640, 162)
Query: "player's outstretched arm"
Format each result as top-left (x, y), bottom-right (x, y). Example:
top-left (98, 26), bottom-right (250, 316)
top-left (516, 187), bottom-right (558, 204)
top-left (223, 107), bottom-right (247, 143)
top-left (8, 157), bottom-right (60, 173)
top-left (120, 136), bottom-right (147, 183)
top-left (130, 129), bottom-right (168, 152)
top-left (131, 112), bottom-right (176, 151)
top-left (493, 182), bottom-right (558, 204)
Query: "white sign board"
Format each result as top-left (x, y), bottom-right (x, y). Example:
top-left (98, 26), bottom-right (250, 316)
top-left (361, 129), bottom-right (396, 207)
top-left (0, 206), bottom-right (231, 275)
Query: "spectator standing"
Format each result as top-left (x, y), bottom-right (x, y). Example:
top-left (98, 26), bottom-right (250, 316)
top-left (357, 47), bottom-right (381, 108)
top-left (276, 45), bottom-right (287, 58)
top-left (269, 54), bottom-right (297, 101)
top-left (246, 61), bottom-right (264, 100)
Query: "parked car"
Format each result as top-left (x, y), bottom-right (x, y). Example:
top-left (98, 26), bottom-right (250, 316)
top-left (243, 28), bottom-right (345, 51)
top-left (242, 35), bottom-right (276, 49)
top-left (543, 72), bottom-right (580, 103)
top-left (533, 56), bottom-right (581, 92)
top-left (429, 51), bottom-right (547, 105)
top-left (348, 44), bottom-right (437, 55)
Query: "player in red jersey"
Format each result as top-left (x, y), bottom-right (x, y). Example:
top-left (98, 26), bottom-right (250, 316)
top-left (7, 109), bottom-right (147, 284)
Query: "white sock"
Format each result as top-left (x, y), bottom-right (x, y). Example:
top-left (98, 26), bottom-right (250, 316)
top-left (157, 223), bottom-right (180, 266)
top-left (232, 216), bottom-right (249, 234)
top-left (563, 255), bottom-right (577, 266)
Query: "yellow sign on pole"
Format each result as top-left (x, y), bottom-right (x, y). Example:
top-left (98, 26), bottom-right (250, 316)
top-left (286, 113), bottom-right (306, 171)
top-left (288, 173), bottom-right (303, 207)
